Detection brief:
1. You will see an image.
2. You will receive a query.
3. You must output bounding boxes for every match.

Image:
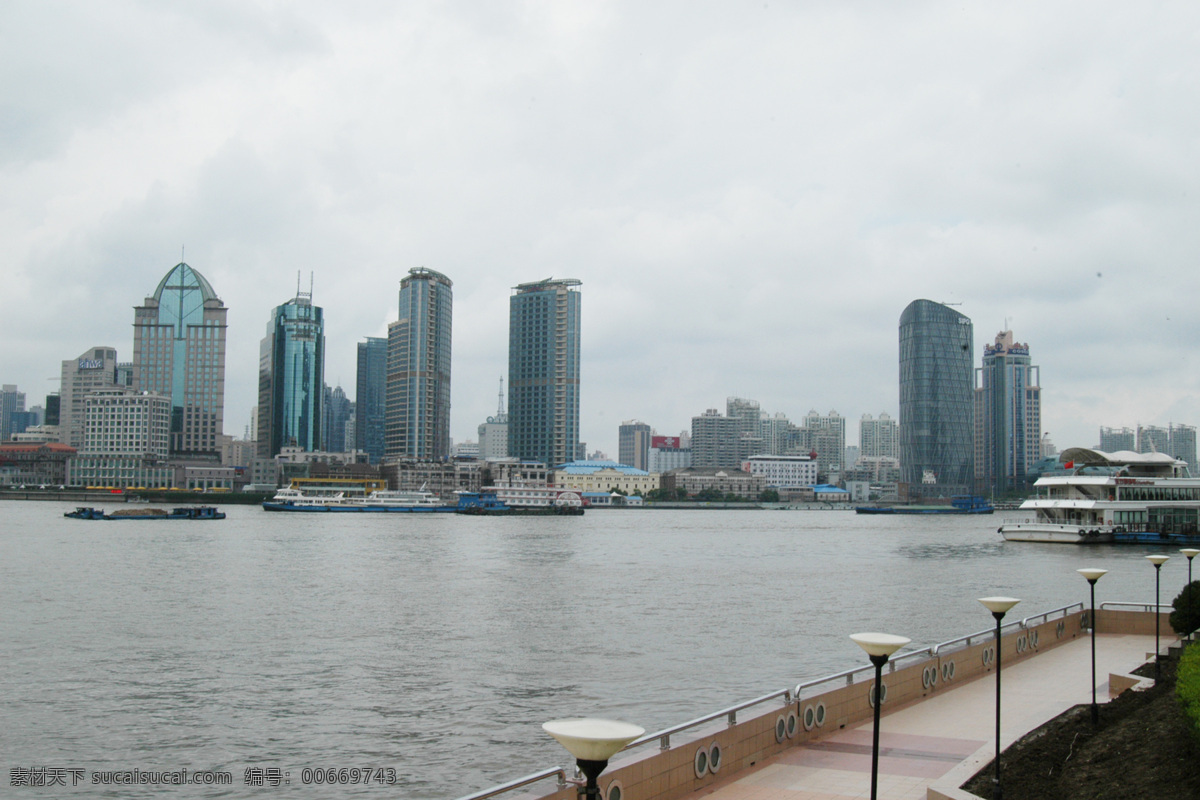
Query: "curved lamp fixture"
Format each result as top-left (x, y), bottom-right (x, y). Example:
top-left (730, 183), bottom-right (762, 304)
top-left (543, 718), bottom-right (644, 800)
top-left (851, 633), bottom-right (910, 800)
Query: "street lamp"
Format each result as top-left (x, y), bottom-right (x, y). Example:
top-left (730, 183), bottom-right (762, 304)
top-left (851, 632), bottom-right (910, 800)
top-left (542, 718), bottom-right (645, 800)
top-left (1146, 555), bottom-right (1170, 680)
top-left (978, 597), bottom-right (1020, 800)
top-left (1077, 568), bottom-right (1107, 724)
top-left (1182, 549), bottom-right (1199, 586)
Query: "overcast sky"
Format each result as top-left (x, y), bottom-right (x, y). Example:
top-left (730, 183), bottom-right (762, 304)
top-left (4, 1), bottom-right (1200, 459)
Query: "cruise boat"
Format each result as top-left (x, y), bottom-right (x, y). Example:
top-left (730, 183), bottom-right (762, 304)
top-left (262, 487), bottom-right (455, 512)
top-left (491, 485), bottom-right (585, 514)
top-left (998, 447), bottom-right (1200, 544)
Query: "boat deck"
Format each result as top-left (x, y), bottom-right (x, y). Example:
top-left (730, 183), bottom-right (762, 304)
top-left (697, 631), bottom-right (1163, 800)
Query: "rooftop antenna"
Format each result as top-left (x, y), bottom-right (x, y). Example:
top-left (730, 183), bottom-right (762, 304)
top-left (497, 376), bottom-right (506, 416)
top-left (181, 244), bottom-right (185, 263)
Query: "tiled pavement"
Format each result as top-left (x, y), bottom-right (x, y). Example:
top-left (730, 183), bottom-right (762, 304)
top-left (696, 632), bottom-right (1165, 800)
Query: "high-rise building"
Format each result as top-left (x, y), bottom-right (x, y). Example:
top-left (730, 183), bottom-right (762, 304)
top-left (507, 278), bottom-right (581, 467)
top-left (1098, 426), bottom-right (1135, 452)
top-left (355, 337), bottom-right (388, 464)
top-left (974, 330), bottom-right (1041, 494)
top-left (385, 268), bottom-right (453, 460)
top-left (322, 384), bottom-right (352, 454)
top-left (804, 409), bottom-right (846, 476)
top-left (618, 420), bottom-right (652, 471)
top-left (132, 262), bottom-right (227, 457)
top-left (859, 413), bottom-right (898, 460)
top-left (899, 299), bottom-right (975, 498)
top-left (1, 385), bottom-right (25, 442)
top-left (258, 287), bottom-right (325, 458)
top-left (60, 347), bottom-right (127, 450)
top-left (1137, 425), bottom-right (1169, 456)
top-left (1169, 424), bottom-right (1197, 469)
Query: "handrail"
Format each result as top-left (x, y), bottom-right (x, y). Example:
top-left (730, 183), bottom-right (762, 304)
top-left (457, 602), bottom-right (1089, 800)
top-left (1100, 601), bottom-right (1173, 613)
top-left (455, 767), bottom-right (569, 800)
top-left (623, 688), bottom-right (794, 752)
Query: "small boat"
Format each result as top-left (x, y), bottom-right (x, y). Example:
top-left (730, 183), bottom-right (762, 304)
top-left (856, 495), bottom-right (994, 515)
top-left (63, 506), bottom-right (226, 521)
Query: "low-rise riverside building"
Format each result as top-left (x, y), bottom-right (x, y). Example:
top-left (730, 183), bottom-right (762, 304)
top-left (66, 389), bottom-right (176, 489)
top-left (0, 442), bottom-right (76, 486)
top-left (553, 460), bottom-right (660, 496)
top-left (661, 467), bottom-right (765, 499)
top-left (382, 458), bottom-right (482, 496)
top-left (742, 454), bottom-right (818, 488)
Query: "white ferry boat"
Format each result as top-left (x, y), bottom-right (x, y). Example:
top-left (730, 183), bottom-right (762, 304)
top-left (262, 487), bottom-right (454, 512)
top-left (492, 484), bottom-right (585, 514)
top-left (998, 447), bottom-right (1200, 544)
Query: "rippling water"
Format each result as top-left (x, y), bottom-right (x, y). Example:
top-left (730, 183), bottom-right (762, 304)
top-left (1, 501), bottom-right (1188, 799)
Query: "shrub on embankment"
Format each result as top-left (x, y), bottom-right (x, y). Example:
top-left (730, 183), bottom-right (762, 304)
top-left (1172, 581), bottom-right (1200, 637)
top-left (1179, 640), bottom-right (1200, 745)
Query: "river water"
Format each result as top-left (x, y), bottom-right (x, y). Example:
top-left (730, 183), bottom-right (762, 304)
top-left (1, 501), bottom-right (1189, 799)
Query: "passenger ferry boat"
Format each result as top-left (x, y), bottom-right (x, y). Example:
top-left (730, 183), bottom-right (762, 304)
top-left (262, 487), bottom-right (454, 512)
top-left (998, 447), bottom-right (1200, 544)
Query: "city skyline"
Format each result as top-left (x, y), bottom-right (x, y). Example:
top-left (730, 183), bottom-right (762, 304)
top-left (5, 4), bottom-right (1200, 459)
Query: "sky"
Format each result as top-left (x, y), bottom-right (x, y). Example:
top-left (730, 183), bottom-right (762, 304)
top-left (4, 1), bottom-right (1200, 459)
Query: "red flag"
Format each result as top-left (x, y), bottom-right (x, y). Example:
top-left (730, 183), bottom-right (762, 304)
top-left (1064, 460), bottom-right (1074, 469)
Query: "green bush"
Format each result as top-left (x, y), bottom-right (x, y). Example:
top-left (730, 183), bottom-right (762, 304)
top-left (1178, 640), bottom-right (1200, 744)
top-left (1170, 581), bottom-right (1200, 636)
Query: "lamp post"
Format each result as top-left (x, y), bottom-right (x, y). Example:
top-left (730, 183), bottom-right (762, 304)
top-left (1077, 568), bottom-right (1107, 724)
top-left (1182, 548), bottom-right (1199, 586)
top-left (543, 718), bottom-right (644, 800)
top-left (1146, 555), bottom-right (1169, 680)
top-left (851, 632), bottom-right (910, 800)
top-left (978, 597), bottom-right (1020, 800)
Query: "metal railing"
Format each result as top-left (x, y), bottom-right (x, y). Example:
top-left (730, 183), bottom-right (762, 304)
top-left (456, 602), bottom-right (1086, 800)
top-left (1100, 601), bottom-right (1174, 613)
top-left (455, 768), bottom-right (569, 800)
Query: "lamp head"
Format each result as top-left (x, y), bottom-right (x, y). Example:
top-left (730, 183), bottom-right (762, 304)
top-left (542, 718), bottom-right (645, 763)
top-left (1181, 548), bottom-right (1200, 560)
top-left (978, 596), bottom-right (1021, 616)
top-left (850, 632), bottom-right (911, 659)
top-left (1146, 554), bottom-right (1170, 567)
top-left (1077, 568), bottom-right (1108, 583)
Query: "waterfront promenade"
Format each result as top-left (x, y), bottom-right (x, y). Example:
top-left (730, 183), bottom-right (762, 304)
top-left (696, 631), bottom-right (1163, 800)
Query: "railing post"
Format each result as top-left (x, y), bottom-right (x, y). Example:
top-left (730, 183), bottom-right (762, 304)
top-left (727, 711), bottom-right (736, 727)
top-left (659, 734), bottom-right (670, 751)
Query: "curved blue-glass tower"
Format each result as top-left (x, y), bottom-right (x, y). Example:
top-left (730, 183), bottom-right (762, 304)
top-left (133, 262), bottom-right (227, 456)
top-left (258, 290), bottom-right (324, 457)
top-left (899, 300), bottom-right (974, 499)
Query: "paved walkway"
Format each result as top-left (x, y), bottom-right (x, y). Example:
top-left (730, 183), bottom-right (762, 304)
top-left (698, 632), bottom-right (1167, 800)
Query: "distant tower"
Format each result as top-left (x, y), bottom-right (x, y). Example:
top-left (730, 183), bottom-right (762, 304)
top-left (618, 420), bottom-right (652, 470)
top-left (132, 262), bottom-right (227, 457)
top-left (385, 268), bottom-right (453, 460)
top-left (974, 330), bottom-right (1041, 494)
top-left (899, 299), bottom-right (975, 498)
top-left (508, 278), bottom-right (581, 466)
top-left (258, 281), bottom-right (325, 458)
top-left (355, 337), bottom-right (388, 464)
top-left (478, 377), bottom-right (509, 460)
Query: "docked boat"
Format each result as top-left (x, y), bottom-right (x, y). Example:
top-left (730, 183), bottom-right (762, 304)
top-left (261, 487), bottom-right (455, 512)
top-left (455, 488), bottom-right (586, 515)
top-left (856, 495), bottom-right (994, 515)
top-left (998, 447), bottom-right (1200, 544)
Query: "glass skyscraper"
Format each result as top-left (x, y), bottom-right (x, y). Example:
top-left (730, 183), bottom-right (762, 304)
top-left (385, 268), bottom-right (453, 460)
top-left (974, 330), bottom-right (1041, 494)
top-left (508, 278), bottom-right (581, 466)
top-left (132, 262), bottom-right (227, 456)
top-left (355, 337), bottom-right (388, 464)
top-left (258, 289), bottom-right (324, 457)
top-left (899, 299), bottom-right (975, 498)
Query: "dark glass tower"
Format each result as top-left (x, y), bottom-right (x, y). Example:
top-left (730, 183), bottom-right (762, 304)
top-left (258, 289), bottom-right (324, 457)
top-left (508, 278), bottom-right (581, 466)
top-left (132, 262), bottom-right (227, 456)
top-left (385, 268), bottom-right (453, 460)
top-left (899, 299), bottom-right (974, 498)
top-left (355, 337), bottom-right (387, 464)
